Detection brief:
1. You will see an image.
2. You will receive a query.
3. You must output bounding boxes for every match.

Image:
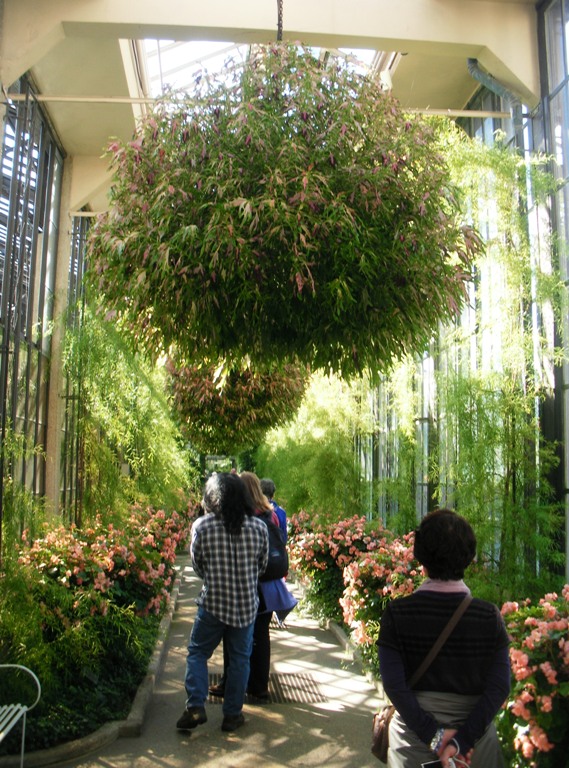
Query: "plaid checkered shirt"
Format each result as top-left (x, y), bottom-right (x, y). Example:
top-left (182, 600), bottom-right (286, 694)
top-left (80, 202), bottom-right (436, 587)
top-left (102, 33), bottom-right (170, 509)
top-left (190, 513), bottom-right (269, 627)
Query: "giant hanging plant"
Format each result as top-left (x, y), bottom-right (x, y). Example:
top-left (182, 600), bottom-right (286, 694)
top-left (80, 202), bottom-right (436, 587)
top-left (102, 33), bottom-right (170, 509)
top-left (87, 43), bottom-right (481, 378)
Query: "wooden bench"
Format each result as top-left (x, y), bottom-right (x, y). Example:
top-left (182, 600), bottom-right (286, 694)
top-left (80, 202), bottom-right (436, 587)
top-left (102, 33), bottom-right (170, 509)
top-left (0, 665), bottom-right (41, 768)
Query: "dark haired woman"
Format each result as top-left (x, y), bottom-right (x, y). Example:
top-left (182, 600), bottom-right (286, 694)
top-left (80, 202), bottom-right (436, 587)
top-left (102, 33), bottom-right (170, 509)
top-left (177, 472), bottom-right (268, 733)
top-left (378, 509), bottom-right (510, 768)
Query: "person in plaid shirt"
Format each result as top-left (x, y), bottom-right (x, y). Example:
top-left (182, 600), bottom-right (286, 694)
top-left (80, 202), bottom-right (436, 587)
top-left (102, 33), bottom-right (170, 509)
top-left (176, 472), bottom-right (268, 733)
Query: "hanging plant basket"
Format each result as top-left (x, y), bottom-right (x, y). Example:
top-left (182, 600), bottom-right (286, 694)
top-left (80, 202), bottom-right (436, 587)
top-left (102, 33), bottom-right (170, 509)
top-left (166, 356), bottom-right (308, 454)
top-left (87, 43), bottom-right (480, 377)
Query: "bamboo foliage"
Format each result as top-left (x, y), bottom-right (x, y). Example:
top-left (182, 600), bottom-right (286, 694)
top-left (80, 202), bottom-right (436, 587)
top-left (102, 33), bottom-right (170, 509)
top-left (393, 130), bottom-right (563, 596)
top-left (61, 306), bottom-right (196, 520)
top-left (166, 355), bottom-right (308, 454)
top-left (257, 129), bottom-right (564, 596)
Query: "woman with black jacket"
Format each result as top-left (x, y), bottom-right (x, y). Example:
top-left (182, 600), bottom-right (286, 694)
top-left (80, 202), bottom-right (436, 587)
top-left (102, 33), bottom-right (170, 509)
top-left (378, 509), bottom-right (511, 768)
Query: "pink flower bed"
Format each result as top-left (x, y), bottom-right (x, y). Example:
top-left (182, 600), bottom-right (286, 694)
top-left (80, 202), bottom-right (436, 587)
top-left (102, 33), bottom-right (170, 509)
top-left (499, 587), bottom-right (569, 766)
top-left (19, 502), bottom-right (198, 616)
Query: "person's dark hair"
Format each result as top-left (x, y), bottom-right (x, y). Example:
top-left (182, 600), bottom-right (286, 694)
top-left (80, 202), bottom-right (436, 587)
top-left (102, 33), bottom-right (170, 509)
top-left (413, 508), bottom-right (476, 580)
top-left (260, 478), bottom-right (275, 499)
top-left (202, 472), bottom-right (255, 535)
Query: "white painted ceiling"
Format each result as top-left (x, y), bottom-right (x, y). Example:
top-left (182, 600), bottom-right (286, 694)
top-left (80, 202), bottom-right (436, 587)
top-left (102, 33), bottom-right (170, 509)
top-left (5, 0), bottom-right (537, 210)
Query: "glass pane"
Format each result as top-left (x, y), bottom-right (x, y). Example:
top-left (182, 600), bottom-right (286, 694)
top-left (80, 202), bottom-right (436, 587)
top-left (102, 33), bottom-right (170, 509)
top-left (556, 185), bottom-right (569, 281)
top-left (549, 88), bottom-right (568, 181)
top-left (564, 0), bottom-right (569, 74)
top-left (546, 0), bottom-right (565, 89)
top-left (563, 293), bottom-right (569, 385)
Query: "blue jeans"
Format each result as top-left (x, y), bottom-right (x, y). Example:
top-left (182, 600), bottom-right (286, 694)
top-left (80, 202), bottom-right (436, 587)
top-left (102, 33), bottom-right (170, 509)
top-left (185, 606), bottom-right (254, 717)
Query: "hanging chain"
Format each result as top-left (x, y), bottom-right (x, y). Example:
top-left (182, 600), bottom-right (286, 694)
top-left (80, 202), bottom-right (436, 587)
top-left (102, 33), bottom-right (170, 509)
top-left (276, 0), bottom-right (283, 41)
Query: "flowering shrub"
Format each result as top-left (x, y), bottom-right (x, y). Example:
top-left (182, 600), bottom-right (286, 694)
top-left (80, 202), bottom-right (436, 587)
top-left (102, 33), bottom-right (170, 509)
top-left (289, 511), bottom-right (380, 567)
top-left (288, 511), bottom-right (382, 622)
top-left (288, 511), bottom-right (422, 657)
top-left (340, 532), bottom-right (422, 674)
top-left (0, 499), bottom-right (199, 755)
top-left (497, 587), bottom-right (569, 767)
top-left (19, 503), bottom-right (197, 616)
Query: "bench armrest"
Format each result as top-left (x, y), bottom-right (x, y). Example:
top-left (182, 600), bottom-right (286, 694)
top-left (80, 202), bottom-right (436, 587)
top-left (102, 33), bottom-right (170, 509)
top-left (0, 665), bottom-right (41, 712)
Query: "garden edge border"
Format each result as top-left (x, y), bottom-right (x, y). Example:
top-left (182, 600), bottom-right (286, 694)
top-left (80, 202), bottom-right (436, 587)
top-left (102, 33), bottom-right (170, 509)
top-left (0, 569), bottom-right (183, 768)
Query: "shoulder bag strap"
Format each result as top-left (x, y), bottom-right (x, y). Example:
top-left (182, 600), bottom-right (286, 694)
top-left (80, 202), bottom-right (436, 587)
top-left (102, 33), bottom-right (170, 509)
top-left (408, 593), bottom-right (473, 688)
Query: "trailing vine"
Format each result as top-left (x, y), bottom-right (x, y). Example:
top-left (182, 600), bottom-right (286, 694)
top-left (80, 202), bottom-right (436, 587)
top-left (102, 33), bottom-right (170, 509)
top-left (62, 305), bottom-right (197, 521)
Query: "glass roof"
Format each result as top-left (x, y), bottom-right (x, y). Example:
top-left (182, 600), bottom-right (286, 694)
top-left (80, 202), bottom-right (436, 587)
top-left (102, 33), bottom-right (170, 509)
top-left (141, 40), bottom-right (398, 97)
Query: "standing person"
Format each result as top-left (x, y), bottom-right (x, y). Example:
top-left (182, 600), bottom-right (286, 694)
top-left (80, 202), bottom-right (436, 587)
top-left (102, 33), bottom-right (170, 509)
top-left (177, 472), bottom-right (268, 733)
top-left (240, 472), bottom-right (279, 698)
top-left (377, 509), bottom-right (510, 768)
top-left (210, 471), bottom-right (296, 701)
top-left (260, 477), bottom-right (287, 541)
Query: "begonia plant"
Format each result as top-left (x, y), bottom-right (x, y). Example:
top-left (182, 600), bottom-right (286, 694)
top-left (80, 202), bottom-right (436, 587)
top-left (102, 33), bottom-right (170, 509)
top-left (498, 589), bottom-right (569, 767)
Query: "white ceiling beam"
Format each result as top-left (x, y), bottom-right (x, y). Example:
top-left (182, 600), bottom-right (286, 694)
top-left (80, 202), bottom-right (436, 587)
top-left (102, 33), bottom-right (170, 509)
top-left (3, 93), bottom-right (512, 119)
top-left (1, 0), bottom-right (540, 104)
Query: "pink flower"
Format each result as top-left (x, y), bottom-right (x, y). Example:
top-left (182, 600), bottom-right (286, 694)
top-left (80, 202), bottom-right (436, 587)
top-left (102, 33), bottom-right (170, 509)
top-left (543, 592), bottom-right (558, 602)
top-left (539, 661), bottom-right (557, 685)
top-left (529, 723), bottom-right (554, 752)
top-left (501, 601), bottom-right (519, 616)
top-left (511, 700), bottom-right (532, 720)
top-left (538, 695), bottom-right (553, 713)
top-left (510, 648), bottom-right (535, 681)
top-left (520, 735), bottom-right (534, 759)
top-left (514, 728), bottom-right (535, 759)
top-left (352, 621), bottom-right (374, 646)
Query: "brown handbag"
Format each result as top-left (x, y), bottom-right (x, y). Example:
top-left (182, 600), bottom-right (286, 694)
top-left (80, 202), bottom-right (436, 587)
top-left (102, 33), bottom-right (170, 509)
top-left (371, 594), bottom-right (472, 763)
top-left (371, 703), bottom-right (396, 761)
